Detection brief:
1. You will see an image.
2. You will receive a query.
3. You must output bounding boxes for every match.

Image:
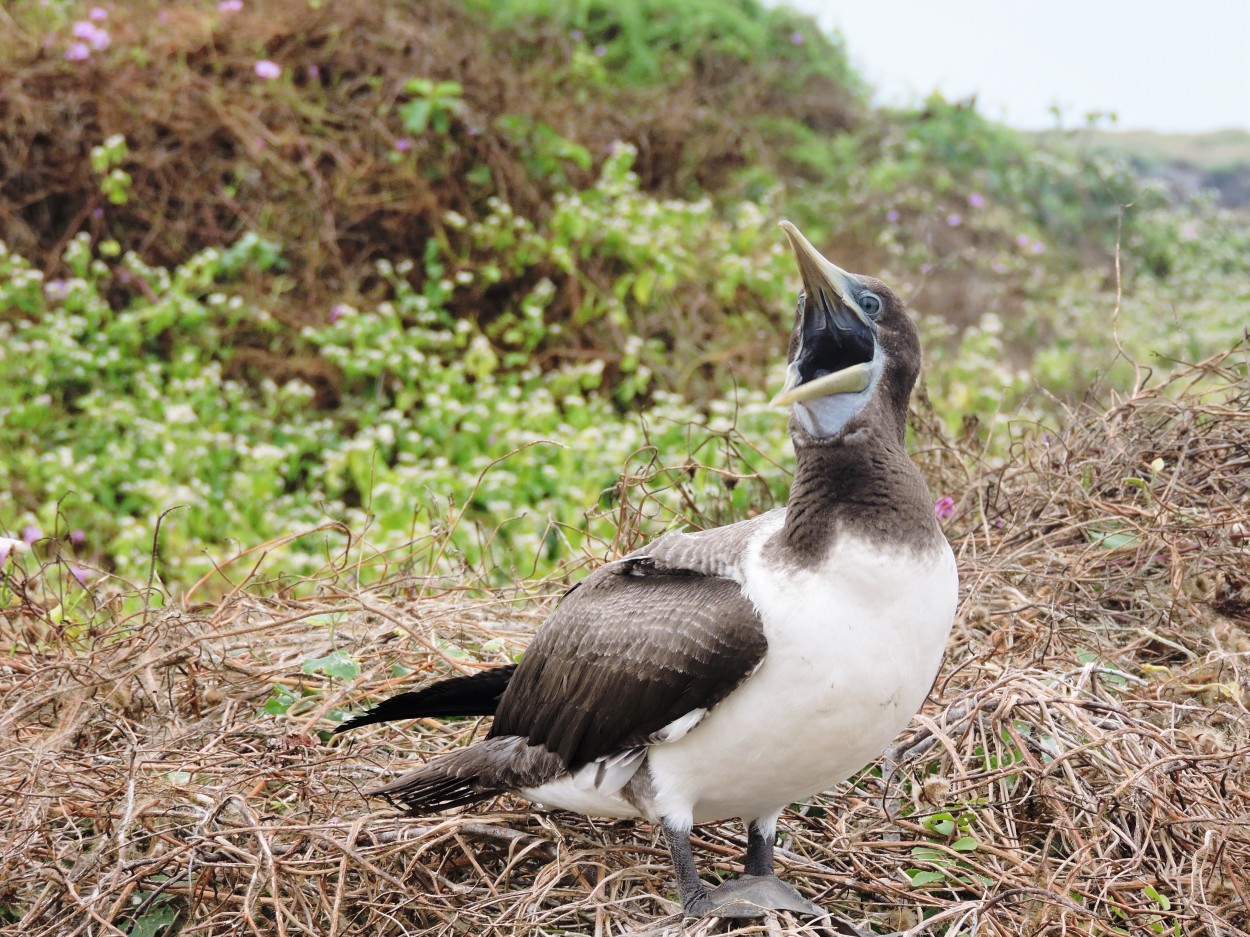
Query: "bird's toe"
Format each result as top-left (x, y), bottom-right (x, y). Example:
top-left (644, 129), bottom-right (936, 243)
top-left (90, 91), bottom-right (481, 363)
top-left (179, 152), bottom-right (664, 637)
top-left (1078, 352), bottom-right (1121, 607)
top-left (685, 874), bottom-right (825, 919)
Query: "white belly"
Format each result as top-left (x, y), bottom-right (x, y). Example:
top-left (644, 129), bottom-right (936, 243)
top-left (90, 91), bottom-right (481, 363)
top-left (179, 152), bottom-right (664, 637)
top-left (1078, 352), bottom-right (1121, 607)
top-left (647, 535), bottom-right (957, 824)
top-left (521, 533), bottom-right (958, 825)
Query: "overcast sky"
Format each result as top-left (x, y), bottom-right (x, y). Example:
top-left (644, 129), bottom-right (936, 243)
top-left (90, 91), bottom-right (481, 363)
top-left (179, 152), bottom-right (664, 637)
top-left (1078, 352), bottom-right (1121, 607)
top-left (784, 0), bottom-right (1250, 133)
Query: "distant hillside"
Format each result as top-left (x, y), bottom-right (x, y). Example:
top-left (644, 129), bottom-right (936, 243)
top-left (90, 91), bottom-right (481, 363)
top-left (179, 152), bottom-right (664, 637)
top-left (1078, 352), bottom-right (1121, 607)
top-left (1035, 128), bottom-right (1250, 207)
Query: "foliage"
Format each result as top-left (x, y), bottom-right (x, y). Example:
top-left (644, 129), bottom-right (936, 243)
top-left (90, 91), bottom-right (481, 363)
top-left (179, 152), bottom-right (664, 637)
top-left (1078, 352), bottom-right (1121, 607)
top-left (0, 0), bottom-right (1247, 589)
top-left (0, 160), bottom-right (791, 586)
top-left (475, 0), bottom-right (865, 98)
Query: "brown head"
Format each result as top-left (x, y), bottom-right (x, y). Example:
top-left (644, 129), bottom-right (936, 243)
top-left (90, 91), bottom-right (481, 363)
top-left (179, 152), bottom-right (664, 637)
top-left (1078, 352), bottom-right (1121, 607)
top-left (773, 221), bottom-right (921, 444)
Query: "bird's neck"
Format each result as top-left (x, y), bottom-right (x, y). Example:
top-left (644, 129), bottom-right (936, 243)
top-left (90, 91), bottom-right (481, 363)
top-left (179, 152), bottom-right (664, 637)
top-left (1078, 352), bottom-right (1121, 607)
top-left (779, 420), bottom-right (937, 562)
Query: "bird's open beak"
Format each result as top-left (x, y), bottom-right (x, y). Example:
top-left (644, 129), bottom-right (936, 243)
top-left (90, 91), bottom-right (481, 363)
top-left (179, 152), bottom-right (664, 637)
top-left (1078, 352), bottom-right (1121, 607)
top-left (772, 221), bottom-right (875, 408)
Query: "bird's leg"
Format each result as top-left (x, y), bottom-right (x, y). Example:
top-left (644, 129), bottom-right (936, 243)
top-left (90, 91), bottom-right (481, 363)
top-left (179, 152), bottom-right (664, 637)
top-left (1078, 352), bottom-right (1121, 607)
top-left (661, 821), bottom-right (711, 914)
top-left (743, 814), bottom-right (777, 876)
top-left (663, 812), bottom-right (827, 920)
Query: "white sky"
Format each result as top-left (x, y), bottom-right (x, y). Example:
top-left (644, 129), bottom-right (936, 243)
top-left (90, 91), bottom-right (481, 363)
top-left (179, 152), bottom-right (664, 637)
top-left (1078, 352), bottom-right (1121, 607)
top-left (783, 0), bottom-right (1250, 133)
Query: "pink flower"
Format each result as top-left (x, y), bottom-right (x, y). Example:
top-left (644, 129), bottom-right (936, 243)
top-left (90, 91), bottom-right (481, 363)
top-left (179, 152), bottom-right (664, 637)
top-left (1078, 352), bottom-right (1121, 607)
top-left (66, 42), bottom-right (91, 61)
top-left (967, 192), bottom-right (986, 208)
top-left (328, 304), bottom-right (350, 323)
top-left (45, 279), bottom-right (70, 302)
top-left (1030, 240), bottom-right (1045, 255)
top-left (934, 496), bottom-right (956, 520)
top-left (22, 524), bottom-right (42, 545)
top-left (219, 0), bottom-right (244, 10)
top-left (1015, 233), bottom-right (1031, 248)
top-left (70, 567), bottom-right (90, 587)
top-left (254, 59), bottom-right (281, 80)
top-left (70, 529), bottom-right (86, 545)
top-left (946, 213), bottom-right (962, 227)
top-left (89, 6), bottom-right (108, 20)
top-left (306, 64), bottom-right (320, 79)
top-left (72, 21), bottom-right (109, 49)
top-left (393, 138), bottom-right (412, 153)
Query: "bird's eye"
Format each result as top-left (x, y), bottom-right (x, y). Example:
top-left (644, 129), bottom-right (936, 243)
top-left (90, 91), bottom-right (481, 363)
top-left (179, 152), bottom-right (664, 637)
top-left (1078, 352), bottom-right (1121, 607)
top-left (860, 292), bottom-right (882, 317)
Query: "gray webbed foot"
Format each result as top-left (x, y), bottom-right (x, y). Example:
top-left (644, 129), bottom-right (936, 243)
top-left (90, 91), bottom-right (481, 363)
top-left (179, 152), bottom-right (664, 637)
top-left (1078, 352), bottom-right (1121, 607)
top-left (684, 873), bottom-right (827, 919)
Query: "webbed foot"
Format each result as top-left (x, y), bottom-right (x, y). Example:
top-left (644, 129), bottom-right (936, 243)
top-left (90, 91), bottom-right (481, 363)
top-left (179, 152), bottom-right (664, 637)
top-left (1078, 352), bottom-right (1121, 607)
top-left (684, 873), bottom-right (826, 919)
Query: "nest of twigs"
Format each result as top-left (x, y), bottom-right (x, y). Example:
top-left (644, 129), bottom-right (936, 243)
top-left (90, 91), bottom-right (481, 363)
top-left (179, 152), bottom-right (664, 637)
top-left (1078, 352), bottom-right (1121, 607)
top-left (3, 348), bottom-right (1249, 936)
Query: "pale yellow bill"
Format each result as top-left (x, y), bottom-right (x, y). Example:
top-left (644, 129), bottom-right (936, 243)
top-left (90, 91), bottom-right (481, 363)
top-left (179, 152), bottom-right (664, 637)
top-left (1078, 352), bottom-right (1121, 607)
top-left (771, 361), bottom-right (873, 408)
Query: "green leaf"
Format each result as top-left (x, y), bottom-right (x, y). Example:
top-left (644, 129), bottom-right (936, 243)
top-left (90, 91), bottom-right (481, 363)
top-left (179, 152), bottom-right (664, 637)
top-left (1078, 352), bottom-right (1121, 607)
top-left (631, 268), bottom-right (656, 305)
top-left (951, 836), bottom-right (978, 852)
top-left (302, 650), bottom-right (361, 681)
top-left (906, 869), bottom-right (946, 886)
top-left (126, 901), bottom-right (178, 937)
top-left (400, 99), bottom-right (432, 135)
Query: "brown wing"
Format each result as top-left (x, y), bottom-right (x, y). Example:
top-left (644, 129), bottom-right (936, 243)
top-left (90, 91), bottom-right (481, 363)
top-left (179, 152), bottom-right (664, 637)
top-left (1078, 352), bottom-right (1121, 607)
top-left (488, 552), bottom-right (768, 770)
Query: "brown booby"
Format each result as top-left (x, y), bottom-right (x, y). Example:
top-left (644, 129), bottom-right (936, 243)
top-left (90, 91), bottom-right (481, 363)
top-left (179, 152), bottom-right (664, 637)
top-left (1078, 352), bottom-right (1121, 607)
top-left (336, 221), bottom-right (958, 921)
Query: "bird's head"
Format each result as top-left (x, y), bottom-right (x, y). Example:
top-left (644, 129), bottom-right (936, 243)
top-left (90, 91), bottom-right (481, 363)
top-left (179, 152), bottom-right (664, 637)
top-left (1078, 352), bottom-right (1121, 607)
top-left (772, 220), bottom-right (921, 441)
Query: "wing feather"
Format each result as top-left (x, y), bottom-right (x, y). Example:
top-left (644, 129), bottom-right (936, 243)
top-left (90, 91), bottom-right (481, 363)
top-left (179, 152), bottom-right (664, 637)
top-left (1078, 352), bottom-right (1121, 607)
top-left (488, 512), bottom-right (781, 770)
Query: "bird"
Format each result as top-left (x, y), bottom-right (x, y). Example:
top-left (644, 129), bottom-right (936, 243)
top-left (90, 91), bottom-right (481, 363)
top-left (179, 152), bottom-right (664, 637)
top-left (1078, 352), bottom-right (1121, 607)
top-left (336, 220), bottom-right (959, 922)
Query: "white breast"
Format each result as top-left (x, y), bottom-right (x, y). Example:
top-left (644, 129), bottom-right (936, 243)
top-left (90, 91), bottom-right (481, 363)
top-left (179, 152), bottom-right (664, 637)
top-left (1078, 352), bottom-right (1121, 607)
top-left (645, 529), bottom-right (958, 826)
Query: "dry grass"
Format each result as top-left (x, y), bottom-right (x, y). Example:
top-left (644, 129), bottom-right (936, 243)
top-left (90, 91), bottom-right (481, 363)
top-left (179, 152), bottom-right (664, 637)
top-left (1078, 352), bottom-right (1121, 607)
top-left (3, 348), bottom-right (1249, 936)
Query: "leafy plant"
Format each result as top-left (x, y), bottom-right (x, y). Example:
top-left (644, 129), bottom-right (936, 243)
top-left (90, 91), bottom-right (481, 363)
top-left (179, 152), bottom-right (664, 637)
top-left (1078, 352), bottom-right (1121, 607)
top-left (399, 78), bottom-right (465, 135)
top-left (90, 133), bottom-right (132, 205)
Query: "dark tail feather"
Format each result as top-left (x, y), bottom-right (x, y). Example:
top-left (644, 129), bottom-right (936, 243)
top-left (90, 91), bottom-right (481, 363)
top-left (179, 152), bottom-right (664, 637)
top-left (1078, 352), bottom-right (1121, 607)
top-left (362, 736), bottom-right (559, 814)
top-left (335, 665), bottom-right (517, 734)
top-left (367, 770), bottom-right (500, 814)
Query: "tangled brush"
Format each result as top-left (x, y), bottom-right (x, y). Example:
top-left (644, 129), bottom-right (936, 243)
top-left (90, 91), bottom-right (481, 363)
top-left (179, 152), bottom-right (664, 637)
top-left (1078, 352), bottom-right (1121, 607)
top-left (2, 347), bottom-right (1247, 935)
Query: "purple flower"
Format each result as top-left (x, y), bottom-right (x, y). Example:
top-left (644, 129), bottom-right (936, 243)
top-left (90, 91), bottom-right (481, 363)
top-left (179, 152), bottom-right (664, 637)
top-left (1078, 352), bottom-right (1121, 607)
top-left (89, 6), bottom-right (108, 20)
top-left (254, 59), bottom-right (281, 80)
top-left (1030, 240), bottom-right (1045, 255)
top-left (570, 29), bottom-right (583, 41)
top-left (70, 567), bottom-right (90, 587)
top-left (393, 137), bottom-right (412, 153)
top-left (886, 209), bottom-right (900, 223)
top-left (991, 261), bottom-right (1008, 274)
top-left (45, 279), bottom-right (70, 302)
top-left (919, 263), bottom-right (932, 275)
top-left (967, 192), bottom-right (986, 209)
top-left (593, 44), bottom-right (607, 56)
top-left (219, 0), bottom-right (243, 11)
top-left (306, 64), bottom-right (320, 79)
top-left (22, 524), bottom-right (42, 545)
top-left (1015, 233), bottom-right (1031, 248)
top-left (934, 496), bottom-right (956, 519)
top-left (72, 21), bottom-right (109, 49)
top-left (789, 31), bottom-right (805, 45)
top-left (329, 303), bottom-right (349, 323)
top-left (946, 213), bottom-right (962, 227)
top-left (70, 529), bottom-right (86, 545)
top-left (92, 207), bottom-right (104, 219)
top-left (66, 41), bottom-right (91, 61)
